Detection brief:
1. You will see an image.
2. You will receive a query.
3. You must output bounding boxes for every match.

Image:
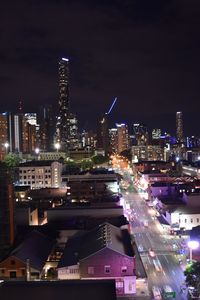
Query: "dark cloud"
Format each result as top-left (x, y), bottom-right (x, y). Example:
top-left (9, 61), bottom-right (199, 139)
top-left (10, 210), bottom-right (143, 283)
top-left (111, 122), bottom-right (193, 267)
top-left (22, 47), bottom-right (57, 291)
top-left (0, 0), bottom-right (200, 135)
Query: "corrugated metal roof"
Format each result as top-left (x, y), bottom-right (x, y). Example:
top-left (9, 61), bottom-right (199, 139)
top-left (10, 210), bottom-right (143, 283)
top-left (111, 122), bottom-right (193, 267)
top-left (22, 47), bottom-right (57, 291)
top-left (11, 230), bottom-right (54, 271)
top-left (58, 223), bottom-right (134, 268)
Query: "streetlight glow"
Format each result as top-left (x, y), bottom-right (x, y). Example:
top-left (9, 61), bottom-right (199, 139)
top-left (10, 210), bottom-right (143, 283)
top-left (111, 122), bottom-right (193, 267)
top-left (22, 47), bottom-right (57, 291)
top-left (54, 142), bottom-right (61, 152)
top-left (35, 148), bottom-right (40, 155)
top-left (188, 240), bottom-right (199, 262)
top-left (188, 240), bottom-right (199, 250)
top-left (4, 142), bottom-right (9, 155)
top-left (4, 142), bottom-right (9, 148)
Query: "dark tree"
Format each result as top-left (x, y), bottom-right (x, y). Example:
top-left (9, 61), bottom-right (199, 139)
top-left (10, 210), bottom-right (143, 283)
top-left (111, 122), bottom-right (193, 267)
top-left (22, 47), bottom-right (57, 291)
top-left (184, 261), bottom-right (200, 293)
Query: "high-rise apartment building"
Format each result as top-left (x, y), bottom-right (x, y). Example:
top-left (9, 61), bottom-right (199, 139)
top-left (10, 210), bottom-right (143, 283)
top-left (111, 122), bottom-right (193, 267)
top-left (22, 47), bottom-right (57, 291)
top-left (116, 123), bottom-right (129, 154)
top-left (109, 128), bottom-right (118, 153)
top-left (81, 130), bottom-right (97, 151)
top-left (152, 128), bottom-right (161, 140)
top-left (39, 105), bottom-right (54, 151)
top-left (176, 111), bottom-right (184, 143)
top-left (0, 113), bottom-right (9, 160)
top-left (97, 115), bottom-right (110, 153)
top-left (8, 113), bottom-right (23, 153)
top-left (56, 58), bottom-right (70, 151)
top-left (133, 123), bottom-right (148, 145)
top-left (68, 113), bottom-right (80, 149)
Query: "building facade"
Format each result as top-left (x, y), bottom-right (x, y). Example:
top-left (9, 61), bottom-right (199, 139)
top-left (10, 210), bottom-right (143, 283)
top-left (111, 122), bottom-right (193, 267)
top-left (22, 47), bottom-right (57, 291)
top-left (18, 161), bottom-right (63, 189)
top-left (0, 113), bottom-right (9, 160)
top-left (116, 123), bottom-right (129, 154)
top-left (57, 223), bottom-right (136, 296)
top-left (176, 111), bottom-right (184, 143)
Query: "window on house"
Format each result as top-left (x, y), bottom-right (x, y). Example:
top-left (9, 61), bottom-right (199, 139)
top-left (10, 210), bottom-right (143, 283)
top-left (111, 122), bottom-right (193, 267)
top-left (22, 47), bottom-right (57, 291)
top-left (197, 218), bottom-right (199, 223)
top-left (10, 271), bottom-right (16, 278)
top-left (121, 266), bottom-right (127, 273)
top-left (191, 218), bottom-right (193, 223)
top-left (185, 219), bottom-right (187, 223)
top-left (116, 281), bottom-right (124, 288)
top-left (88, 266), bottom-right (94, 275)
top-left (104, 265), bottom-right (110, 274)
top-left (10, 260), bottom-right (15, 265)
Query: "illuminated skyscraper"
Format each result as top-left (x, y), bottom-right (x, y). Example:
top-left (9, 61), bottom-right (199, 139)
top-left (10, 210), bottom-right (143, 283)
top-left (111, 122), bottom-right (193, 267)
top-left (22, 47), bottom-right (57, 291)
top-left (152, 128), bottom-right (161, 140)
top-left (116, 123), bottom-right (129, 154)
top-left (97, 115), bottom-right (109, 153)
top-left (39, 105), bottom-right (54, 151)
top-left (176, 111), bottom-right (184, 143)
top-left (22, 114), bottom-right (37, 153)
top-left (0, 113), bottom-right (9, 160)
top-left (109, 128), bottom-right (118, 153)
top-left (133, 123), bottom-right (148, 145)
top-left (57, 58), bottom-right (70, 150)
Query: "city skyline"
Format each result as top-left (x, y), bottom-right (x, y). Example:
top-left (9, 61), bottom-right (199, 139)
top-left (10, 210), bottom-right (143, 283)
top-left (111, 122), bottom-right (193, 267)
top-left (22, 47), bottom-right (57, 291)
top-left (0, 1), bottom-right (200, 135)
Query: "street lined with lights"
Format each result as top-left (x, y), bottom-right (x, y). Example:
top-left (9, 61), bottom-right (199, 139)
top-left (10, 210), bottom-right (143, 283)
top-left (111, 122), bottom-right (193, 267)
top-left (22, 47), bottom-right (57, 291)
top-left (120, 178), bottom-right (190, 300)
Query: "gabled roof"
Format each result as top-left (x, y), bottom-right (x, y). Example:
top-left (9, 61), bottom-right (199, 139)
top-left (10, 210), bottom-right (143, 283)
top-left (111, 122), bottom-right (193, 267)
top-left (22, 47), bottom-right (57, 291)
top-left (57, 232), bottom-right (84, 268)
top-left (81, 223), bottom-right (134, 258)
top-left (10, 230), bottom-right (54, 271)
top-left (58, 223), bottom-right (134, 268)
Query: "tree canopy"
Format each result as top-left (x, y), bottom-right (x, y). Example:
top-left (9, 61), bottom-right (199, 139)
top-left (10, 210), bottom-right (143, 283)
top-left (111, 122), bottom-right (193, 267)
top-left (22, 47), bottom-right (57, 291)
top-left (92, 154), bottom-right (109, 165)
top-left (3, 153), bottom-right (21, 169)
top-left (184, 261), bottom-right (200, 293)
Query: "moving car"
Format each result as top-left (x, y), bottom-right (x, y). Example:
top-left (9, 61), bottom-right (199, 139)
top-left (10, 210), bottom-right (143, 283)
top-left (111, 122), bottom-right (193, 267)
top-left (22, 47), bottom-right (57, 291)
top-left (148, 248), bottom-right (155, 257)
top-left (152, 286), bottom-right (162, 300)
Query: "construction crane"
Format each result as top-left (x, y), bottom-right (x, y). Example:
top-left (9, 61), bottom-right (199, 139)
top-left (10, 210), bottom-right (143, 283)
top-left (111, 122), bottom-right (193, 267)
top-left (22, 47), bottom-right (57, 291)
top-left (105, 97), bottom-right (117, 115)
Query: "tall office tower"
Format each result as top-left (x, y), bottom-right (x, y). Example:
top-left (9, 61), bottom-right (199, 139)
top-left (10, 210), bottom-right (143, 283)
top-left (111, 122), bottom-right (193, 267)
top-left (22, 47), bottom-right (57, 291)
top-left (116, 123), bottom-right (129, 154)
top-left (0, 113), bottom-right (9, 160)
top-left (68, 113), bottom-right (80, 149)
top-left (152, 128), bottom-right (161, 140)
top-left (8, 113), bottom-right (23, 153)
top-left (56, 58), bottom-right (70, 151)
top-left (22, 114), bottom-right (37, 153)
top-left (133, 123), bottom-right (148, 145)
top-left (176, 111), bottom-right (184, 143)
top-left (97, 115), bottom-right (110, 153)
top-left (109, 128), bottom-right (118, 153)
top-left (81, 130), bottom-right (97, 151)
top-left (0, 163), bottom-right (15, 258)
top-left (39, 105), bottom-right (54, 151)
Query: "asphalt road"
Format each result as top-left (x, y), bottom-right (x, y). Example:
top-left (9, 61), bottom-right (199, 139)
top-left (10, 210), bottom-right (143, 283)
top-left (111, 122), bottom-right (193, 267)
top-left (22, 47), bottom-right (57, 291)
top-left (123, 190), bottom-right (188, 300)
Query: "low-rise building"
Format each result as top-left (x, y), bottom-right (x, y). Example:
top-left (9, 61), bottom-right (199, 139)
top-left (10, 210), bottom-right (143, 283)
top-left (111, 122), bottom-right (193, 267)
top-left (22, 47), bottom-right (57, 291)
top-left (0, 230), bottom-right (54, 280)
top-left (57, 223), bottom-right (136, 296)
top-left (62, 170), bottom-right (119, 202)
top-left (47, 203), bottom-right (124, 223)
top-left (18, 160), bottom-right (63, 189)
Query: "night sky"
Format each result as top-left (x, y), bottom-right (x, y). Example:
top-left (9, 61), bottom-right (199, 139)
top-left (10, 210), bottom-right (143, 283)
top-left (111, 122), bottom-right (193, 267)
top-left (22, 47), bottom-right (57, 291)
top-left (1, 0), bottom-right (200, 135)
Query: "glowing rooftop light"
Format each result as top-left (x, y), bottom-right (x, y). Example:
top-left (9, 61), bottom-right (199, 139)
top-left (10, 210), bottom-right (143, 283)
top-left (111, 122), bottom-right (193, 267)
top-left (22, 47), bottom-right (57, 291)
top-left (62, 57), bottom-right (69, 62)
top-left (188, 240), bottom-right (199, 250)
